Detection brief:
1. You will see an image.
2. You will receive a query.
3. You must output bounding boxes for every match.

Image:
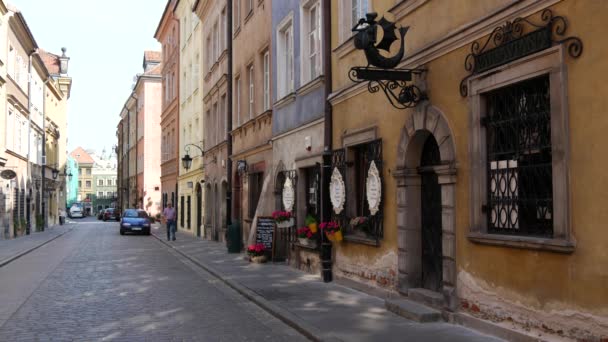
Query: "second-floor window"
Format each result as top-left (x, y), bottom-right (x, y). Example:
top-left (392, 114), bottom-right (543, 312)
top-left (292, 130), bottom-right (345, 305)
top-left (249, 65), bottom-right (254, 120)
top-left (98, 180), bottom-right (103, 186)
top-left (302, 1), bottom-right (322, 83)
top-left (235, 76), bottom-right (241, 127)
top-left (234, 0), bottom-right (241, 31)
top-left (263, 51), bottom-right (270, 110)
top-left (277, 17), bottom-right (294, 99)
top-left (86, 168), bottom-right (91, 175)
top-left (86, 181), bottom-right (91, 188)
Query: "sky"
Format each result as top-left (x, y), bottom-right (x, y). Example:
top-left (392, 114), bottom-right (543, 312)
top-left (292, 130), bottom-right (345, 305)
top-left (12, 0), bottom-right (166, 156)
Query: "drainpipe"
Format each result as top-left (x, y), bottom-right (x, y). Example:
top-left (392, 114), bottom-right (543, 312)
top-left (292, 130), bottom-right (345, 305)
top-left (320, 0), bottom-right (333, 283)
top-left (226, 0), bottom-right (233, 237)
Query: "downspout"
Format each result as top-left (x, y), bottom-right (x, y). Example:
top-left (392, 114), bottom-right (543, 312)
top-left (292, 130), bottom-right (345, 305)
top-left (26, 51), bottom-right (34, 234)
top-left (320, 0), bottom-right (333, 282)
top-left (42, 75), bottom-right (51, 230)
top-left (226, 0), bottom-right (233, 237)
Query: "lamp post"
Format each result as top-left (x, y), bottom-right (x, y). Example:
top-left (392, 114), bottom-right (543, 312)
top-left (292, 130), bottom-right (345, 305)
top-left (181, 142), bottom-right (204, 171)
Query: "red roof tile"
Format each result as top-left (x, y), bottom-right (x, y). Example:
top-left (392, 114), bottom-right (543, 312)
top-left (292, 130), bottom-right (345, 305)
top-left (69, 147), bottom-right (95, 164)
top-left (39, 49), bottom-right (60, 74)
top-left (144, 51), bottom-right (161, 63)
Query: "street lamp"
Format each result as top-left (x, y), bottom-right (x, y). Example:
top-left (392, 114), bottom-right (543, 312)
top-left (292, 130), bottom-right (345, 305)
top-left (181, 141), bottom-right (204, 171)
top-left (52, 168), bottom-right (59, 180)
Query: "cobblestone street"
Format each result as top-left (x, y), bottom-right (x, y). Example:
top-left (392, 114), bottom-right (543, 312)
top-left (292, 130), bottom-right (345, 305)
top-left (0, 217), bottom-right (307, 341)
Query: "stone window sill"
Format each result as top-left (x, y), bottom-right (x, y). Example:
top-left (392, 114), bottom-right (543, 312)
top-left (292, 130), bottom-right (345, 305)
top-left (468, 232), bottom-right (575, 254)
top-left (343, 234), bottom-right (380, 247)
top-left (293, 242), bottom-right (319, 251)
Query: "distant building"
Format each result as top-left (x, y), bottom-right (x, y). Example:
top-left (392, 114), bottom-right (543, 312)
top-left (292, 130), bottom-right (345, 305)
top-left (69, 147), bottom-right (95, 215)
top-left (92, 148), bottom-right (117, 212)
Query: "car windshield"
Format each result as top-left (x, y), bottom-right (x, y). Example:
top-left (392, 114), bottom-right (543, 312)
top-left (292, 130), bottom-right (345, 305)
top-left (123, 210), bottom-right (147, 218)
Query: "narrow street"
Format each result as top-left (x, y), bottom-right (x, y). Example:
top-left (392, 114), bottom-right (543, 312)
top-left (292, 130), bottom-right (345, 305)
top-left (0, 217), bottom-right (307, 341)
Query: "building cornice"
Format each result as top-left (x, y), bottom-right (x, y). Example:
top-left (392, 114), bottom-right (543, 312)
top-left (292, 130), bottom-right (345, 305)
top-left (329, 0), bottom-right (561, 106)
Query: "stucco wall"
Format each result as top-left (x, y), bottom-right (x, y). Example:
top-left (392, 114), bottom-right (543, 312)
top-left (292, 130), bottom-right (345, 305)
top-left (330, 0), bottom-right (608, 339)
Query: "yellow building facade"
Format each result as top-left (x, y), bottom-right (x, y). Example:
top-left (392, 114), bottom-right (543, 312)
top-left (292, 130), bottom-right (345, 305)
top-left (329, 0), bottom-right (607, 339)
top-left (176, 0), bottom-right (204, 236)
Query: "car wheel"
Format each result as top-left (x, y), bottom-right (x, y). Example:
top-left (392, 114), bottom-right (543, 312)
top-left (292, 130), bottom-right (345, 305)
top-left (120, 229), bottom-right (125, 235)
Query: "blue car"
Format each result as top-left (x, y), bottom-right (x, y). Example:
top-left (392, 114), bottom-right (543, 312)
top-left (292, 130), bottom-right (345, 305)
top-left (120, 209), bottom-right (151, 235)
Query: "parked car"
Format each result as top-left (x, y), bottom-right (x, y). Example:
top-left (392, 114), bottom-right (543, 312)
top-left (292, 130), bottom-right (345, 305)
top-left (103, 208), bottom-right (120, 222)
top-left (69, 206), bottom-right (83, 218)
top-left (120, 209), bottom-right (151, 235)
top-left (97, 209), bottom-right (105, 220)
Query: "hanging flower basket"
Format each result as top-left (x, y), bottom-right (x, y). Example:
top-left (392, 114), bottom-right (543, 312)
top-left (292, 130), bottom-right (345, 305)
top-left (272, 211), bottom-right (294, 228)
top-left (320, 221), bottom-right (343, 243)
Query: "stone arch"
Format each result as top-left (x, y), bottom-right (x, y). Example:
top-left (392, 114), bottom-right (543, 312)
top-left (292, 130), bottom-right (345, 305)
top-left (393, 103), bottom-right (458, 311)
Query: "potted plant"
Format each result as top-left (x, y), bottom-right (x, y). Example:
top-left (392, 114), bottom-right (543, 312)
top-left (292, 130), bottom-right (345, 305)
top-left (320, 221), bottom-right (343, 242)
top-left (247, 243), bottom-right (267, 263)
top-left (350, 216), bottom-right (372, 235)
top-left (305, 214), bottom-right (318, 233)
top-left (296, 226), bottom-right (318, 248)
top-left (272, 210), bottom-right (294, 228)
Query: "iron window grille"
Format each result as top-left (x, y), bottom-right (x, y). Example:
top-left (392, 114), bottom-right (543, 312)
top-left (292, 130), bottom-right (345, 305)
top-left (332, 139), bottom-right (384, 242)
top-left (484, 75), bottom-right (553, 237)
top-left (274, 169), bottom-right (298, 257)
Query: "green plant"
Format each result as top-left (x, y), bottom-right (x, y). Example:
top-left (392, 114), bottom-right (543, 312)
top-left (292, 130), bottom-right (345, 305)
top-left (305, 214), bottom-right (317, 226)
top-left (35, 215), bottom-right (44, 231)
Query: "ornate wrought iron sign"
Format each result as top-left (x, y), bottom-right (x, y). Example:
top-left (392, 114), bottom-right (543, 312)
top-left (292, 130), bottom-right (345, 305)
top-left (460, 9), bottom-right (583, 97)
top-left (349, 13), bottom-right (427, 109)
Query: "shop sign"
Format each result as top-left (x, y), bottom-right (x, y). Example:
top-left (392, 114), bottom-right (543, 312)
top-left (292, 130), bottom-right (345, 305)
top-left (330, 167), bottom-right (345, 214)
top-left (0, 170), bottom-right (16, 180)
top-left (366, 161), bottom-right (381, 216)
top-left (282, 177), bottom-right (295, 212)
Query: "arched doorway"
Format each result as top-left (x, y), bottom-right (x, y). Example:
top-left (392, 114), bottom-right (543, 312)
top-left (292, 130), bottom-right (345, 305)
top-left (419, 135), bottom-right (442, 292)
top-left (393, 104), bottom-right (457, 310)
top-left (196, 183), bottom-right (202, 237)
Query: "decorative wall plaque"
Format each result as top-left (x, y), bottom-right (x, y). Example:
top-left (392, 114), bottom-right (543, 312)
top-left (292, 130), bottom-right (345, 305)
top-left (366, 161), bottom-right (382, 216)
top-left (330, 167), bottom-right (345, 214)
top-left (282, 177), bottom-right (295, 212)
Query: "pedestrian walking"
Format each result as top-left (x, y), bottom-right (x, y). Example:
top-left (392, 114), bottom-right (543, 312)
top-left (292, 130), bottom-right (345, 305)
top-left (162, 202), bottom-right (177, 241)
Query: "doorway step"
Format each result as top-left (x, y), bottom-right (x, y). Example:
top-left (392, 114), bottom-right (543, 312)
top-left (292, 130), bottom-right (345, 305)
top-left (385, 297), bottom-right (442, 322)
top-left (408, 288), bottom-right (445, 309)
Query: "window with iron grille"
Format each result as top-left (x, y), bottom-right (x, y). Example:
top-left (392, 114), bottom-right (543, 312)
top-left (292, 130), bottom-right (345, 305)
top-left (484, 75), bottom-right (553, 237)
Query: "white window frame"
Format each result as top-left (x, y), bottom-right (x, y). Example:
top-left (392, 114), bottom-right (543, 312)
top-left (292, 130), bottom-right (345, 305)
top-left (235, 76), bottom-right (241, 127)
top-left (248, 64), bottom-right (254, 120)
top-left (263, 51), bottom-right (270, 110)
top-left (339, 0), bottom-right (370, 44)
top-left (300, 0), bottom-right (322, 84)
top-left (276, 13), bottom-right (295, 99)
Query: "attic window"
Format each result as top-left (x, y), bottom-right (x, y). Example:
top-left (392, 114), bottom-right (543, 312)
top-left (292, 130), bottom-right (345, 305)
top-left (76, 154), bottom-right (81, 158)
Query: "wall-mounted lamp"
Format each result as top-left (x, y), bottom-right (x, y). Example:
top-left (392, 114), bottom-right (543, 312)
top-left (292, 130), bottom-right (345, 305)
top-left (182, 141), bottom-right (204, 171)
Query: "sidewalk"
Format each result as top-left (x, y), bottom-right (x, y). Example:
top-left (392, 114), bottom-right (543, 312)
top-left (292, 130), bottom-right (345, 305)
top-left (151, 226), bottom-right (503, 342)
top-left (0, 223), bottom-right (74, 267)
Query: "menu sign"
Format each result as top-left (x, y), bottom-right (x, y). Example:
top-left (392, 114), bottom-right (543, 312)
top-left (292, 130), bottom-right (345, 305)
top-left (330, 167), bottom-right (345, 214)
top-left (366, 161), bottom-right (381, 216)
top-left (282, 177), bottom-right (294, 212)
top-left (255, 216), bottom-right (276, 252)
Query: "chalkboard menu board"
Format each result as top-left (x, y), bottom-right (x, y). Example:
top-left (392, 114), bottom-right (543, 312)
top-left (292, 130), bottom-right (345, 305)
top-left (255, 216), bottom-right (275, 254)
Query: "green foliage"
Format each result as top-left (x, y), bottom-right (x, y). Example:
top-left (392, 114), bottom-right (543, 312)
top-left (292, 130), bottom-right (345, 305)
top-left (35, 215), bottom-right (44, 231)
top-left (305, 214), bottom-right (317, 226)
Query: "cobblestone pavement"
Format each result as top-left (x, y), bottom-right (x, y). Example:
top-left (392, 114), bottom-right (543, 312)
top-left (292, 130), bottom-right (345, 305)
top-left (0, 217), bottom-right (308, 341)
top-left (0, 223), bottom-right (73, 264)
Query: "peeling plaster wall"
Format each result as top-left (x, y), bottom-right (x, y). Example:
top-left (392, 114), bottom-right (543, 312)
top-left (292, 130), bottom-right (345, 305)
top-left (334, 250), bottom-right (398, 290)
top-left (458, 270), bottom-right (608, 341)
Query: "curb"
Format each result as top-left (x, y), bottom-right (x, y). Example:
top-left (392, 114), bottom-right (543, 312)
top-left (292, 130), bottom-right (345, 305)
top-left (151, 232), bottom-right (341, 342)
top-left (0, 226), bottom-right (75, 268)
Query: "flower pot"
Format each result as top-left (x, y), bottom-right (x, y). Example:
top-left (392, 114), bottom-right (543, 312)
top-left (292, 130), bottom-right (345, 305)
top-left (326, 230), bottom-right (343, 242)
top-left (276, 218), bottom-right (294, 228)
top-left (308, 223), bottom-right (318, 233)
top-left (298, 237), bottom-right (309, 246)
top-left (251, 255), bottom-right (267, 263)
